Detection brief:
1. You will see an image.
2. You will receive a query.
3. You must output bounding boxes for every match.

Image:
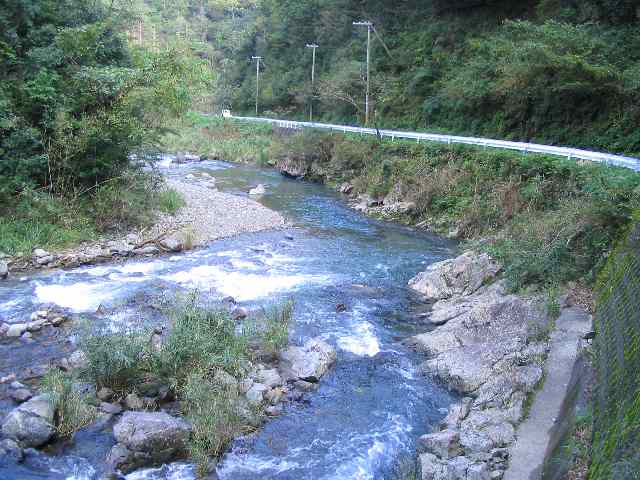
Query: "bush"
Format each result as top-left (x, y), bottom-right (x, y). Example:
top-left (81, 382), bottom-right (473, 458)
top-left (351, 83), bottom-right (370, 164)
top-left (79, 329), bottom-right (148, 393)
top-left (41, 369), bottom-right (96, 437)
top-left (158, 188), bottom-right (186, 214)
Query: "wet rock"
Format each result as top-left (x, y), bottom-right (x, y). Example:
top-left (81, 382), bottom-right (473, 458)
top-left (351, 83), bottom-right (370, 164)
top-left (280, 338), bottom-right (336, 383)
top-left (339, 182), bottom-right (354, 195)
top-left (256, 369), bottom-right (282, 389)
top-left (418, 430), bottom-right (461, 459)
top-left (1, 373), bottom-right (17, 384)
top-left (21, 331), bottom-right (33, 341)
top-left (0, 323), bottom-right (9, 336)
top-left (277, 156), bottom-right (309, 179)
top-left (294, 380), bottom-right (319, 392)
top-left (467, 462), bottom-right (491, 480)
top-left (265, 405), bottom-right (283, 416)
top-left (249, 184), bottom-right (266, 195)
top-left (0, 260), bottom-right (8, 280)
top-left (442, 397), bottom-right (473, 429)
top-left (1, 394), bottom-right (55, 448)
top-left (336, 303), bottom-right (347, 313)
top-left (33, 249), bottom-right (54, 266)
top-left (108, 411), bottom-right (191, 473)
top-left (6, 323), bottom-right (28, 337)
top-left (10, 388), bottom-right (33, 403)
top-left (27, 319), bottom-right (47, 332)
top-left (124, 393), bottom-right (144, 410)
top-left (100, 402), bottom-right (123, 415)
top-left (68, 350), bottom-right (89, 371)
top-left (0, 438), bottom-right (24, 462)
top-left (264, 387), bottom-right (285, 405)
top-left (408, 251), bottom-right (501, 301)
top-left (246, 383), bottom-right (269, 404)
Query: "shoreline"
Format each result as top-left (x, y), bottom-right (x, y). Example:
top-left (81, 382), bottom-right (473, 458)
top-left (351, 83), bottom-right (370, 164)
top-left (2, 175), bottom-right (287, 278)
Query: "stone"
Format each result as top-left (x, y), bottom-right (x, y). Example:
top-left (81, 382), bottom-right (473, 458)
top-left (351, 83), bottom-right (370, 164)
top-left (21, 331), bottom-right (33, 340)
top-left (418, 430), bottom-right (461, 459)
top-left (36, 310), bottom-right (48, 319)
top-left (100, 402), bottom-right (123, 415)
top-left (442, 397), bottom-right (473, 429)
top-left (277, 156), bottom-right (309, 179)
top-left (246, 383), bottom-right (269, 404)
top-left (133, 246), bottom-right (160, 255)
top-left (97, 387), bottom-right (115, 401)
top-left (280, 338), bottom-right (337, 383)
top-left (467, 462), bottom-right (490, 480)
top-left (264, 387), bottom-right (285, 405)
top-left (418, 453), bottom-right (448, 480)
top-left (10, 389), bottom-right (33, 403)
top-left (231, 306), bottom-right (248, 320)
top-left (249, 184), bottom-right (266, 195)
top-left (1, 394), bottom-right (56, 447)
top-left (27, 319), bottom-right (47, 332)
top-left (256, 369), bottom-right (282, 389)
top-left (213, 370), bottom-right (239, 392)
top-left (108, 411), bottom-right (191, 474)
top-left (32, 248), bottom-right (49, 259)
top-left (408, 251), bottom-right (501, 301)
top-left (294, 380), bottom-right (319, 392)
top-left (124, 393), bottom-right (144, 410)
top-left (6, 323), bottom-right (28, 337)
top-left (1, 374), bottom-right (17, 384)
top-left (0, 323), bottom-right (9, 336)
top-left (339, 183), bottom-right (354, 195)
top-left (160, 234), bottom-right (184, 253)
top-left (0, 260), bottom-right (8, 280)
top-left (0, 439), bottom-right (23, 462)
top-left (490, 470), bottom-right (504, 479)
top-left (265, 405), bottom-right (283, 416)
top-left (336, 303), bottom-right (347, 313)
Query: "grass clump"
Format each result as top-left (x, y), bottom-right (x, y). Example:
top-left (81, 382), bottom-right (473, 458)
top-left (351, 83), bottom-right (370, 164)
top-left (260, 300), bottom-right (293, 356)
top-left (158, 188), bottom-right (186, 214)
top-left (41, 369), bottom-right (96, 437)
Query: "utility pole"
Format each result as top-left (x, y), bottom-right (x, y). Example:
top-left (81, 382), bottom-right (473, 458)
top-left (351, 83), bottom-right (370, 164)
top-left (353, 21), bottom-right (373, 126)
top-left (306, 43), bottom-right (318, 122)
top-left (252, 56), bottom-right (262, 116)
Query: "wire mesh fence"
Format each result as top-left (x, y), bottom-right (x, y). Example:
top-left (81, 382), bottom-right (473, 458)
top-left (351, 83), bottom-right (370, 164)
top-left (591, 220), bottom-right (640, 479)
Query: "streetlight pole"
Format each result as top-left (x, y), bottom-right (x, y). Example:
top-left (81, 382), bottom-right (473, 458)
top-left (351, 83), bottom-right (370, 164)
top-left (306, 43), bottom-right (318, 122)
top-left (353, 21), bottom-right (372, 126)
top-left (251, 56), bottom-right (262, 116)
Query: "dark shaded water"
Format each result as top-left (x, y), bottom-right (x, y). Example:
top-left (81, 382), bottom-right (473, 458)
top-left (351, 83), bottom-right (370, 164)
top-left (0, 159), bottom-right (455, 479)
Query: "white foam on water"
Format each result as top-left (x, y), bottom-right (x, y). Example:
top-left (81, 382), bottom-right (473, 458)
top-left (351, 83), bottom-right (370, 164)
top-left (337, 320), bottom-right (381, 357)
top-left (218, 453), bottom-right (300, 476)
top-left (229, 259), bottom-right (260, 270)
top-left (162, 265), bottom-right (330, 301)
top-left (126, 462), bottom-right (195, 480)
top-left (0, 297), bottom-right (21, 314)
top-left (34, 281), bottom-right (114, 312)
top-left (216, 250), bottom-right (244, 258)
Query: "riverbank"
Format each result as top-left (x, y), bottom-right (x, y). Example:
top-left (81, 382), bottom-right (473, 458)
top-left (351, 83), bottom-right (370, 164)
top-left (0, 168), bottom-right (286, 278)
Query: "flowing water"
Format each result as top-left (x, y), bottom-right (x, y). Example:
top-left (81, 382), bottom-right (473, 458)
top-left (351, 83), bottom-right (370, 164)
top-left (0, 159), bottom-right (455, 480)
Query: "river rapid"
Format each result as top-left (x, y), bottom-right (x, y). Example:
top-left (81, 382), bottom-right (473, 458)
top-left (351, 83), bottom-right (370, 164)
top-left (0, 159), bottom-right (455, 480)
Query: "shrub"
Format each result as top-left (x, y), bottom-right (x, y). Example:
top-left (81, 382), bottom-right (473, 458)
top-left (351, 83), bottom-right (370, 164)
top-left (41, 369), bottom-right (96, 437)
top-left (158, 188), bottom-right (186, 214)
top-left (260, 300), bottom-right (293, 355)
top-left (79, 329), bottom-right (148, 393)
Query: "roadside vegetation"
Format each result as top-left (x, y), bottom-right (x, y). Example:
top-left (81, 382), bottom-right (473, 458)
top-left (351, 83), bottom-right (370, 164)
top-left (41, 293), bottom-right (292, 476)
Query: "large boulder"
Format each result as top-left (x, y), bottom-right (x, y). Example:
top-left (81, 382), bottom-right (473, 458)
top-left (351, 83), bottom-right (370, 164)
top-left (107, 411), bottom-right (191, 473)
top-left (408, 251), bottom-right (501, 301)
top-left (280, 338), bottom-right (336, 383)
top-left (1, 394), bottom-right (56, 447)
top-left (277, 156), bottom-right (309, 179)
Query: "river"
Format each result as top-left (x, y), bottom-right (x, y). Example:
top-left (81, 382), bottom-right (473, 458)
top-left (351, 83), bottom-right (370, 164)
top-left (0, 159), bottom-right (455, 480)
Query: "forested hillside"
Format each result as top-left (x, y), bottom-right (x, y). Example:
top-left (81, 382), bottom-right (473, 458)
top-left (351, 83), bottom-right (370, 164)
top-left (137, 0), bottom-right (640, 154)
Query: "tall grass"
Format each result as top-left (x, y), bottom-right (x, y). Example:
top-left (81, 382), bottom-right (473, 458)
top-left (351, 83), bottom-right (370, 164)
top-left (41, 369), bottom-right (96, 437)
top-left (158, 188), bottom-right (186, 214)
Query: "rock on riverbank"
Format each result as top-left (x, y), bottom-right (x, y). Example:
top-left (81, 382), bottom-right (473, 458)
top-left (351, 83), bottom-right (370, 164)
top-left (405, 251), bottom-right (552, 480)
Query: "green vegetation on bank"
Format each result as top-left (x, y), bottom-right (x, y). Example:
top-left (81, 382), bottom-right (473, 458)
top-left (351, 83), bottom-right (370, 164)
top-left (0, 0), bottom-right (208, 256)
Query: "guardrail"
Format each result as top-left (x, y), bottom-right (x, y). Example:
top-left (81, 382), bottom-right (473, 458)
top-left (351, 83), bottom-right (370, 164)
top-left (229, 115), bottom-right (640, 172)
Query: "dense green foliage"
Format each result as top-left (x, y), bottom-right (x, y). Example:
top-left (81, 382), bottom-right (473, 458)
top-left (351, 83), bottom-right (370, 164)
top-left (143, 0), bottom-right (640, 154)
top-left (592, 219), bottom-right (640, 479)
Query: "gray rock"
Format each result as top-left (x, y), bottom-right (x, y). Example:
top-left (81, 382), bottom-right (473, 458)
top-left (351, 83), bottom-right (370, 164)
top-left (408, 251), bottom-right (501, 301)
top-left (68, 350), bottom-right (89, 371)
top-left (0, 438), bottom-right (23, 462)
top-left (418, 453), bottom-right (448, 480)
top-left (124, 393), bottom-right (144, 410)
top-left (246, 383), bottom-right (269, 404)
top-left (418, 430), bottom-right (461, 459)
top-left (10, 388), bottom-right (33, 403)
top-left (467, 462), bottom-right (490, 480)
top-left (0, 323), bottom-right (9, 336)
top-left (280, 338), bottom-right (336, 383)
top-left (264, 387), bottom-right (285, 405)
top-left (160, 235), bottom-right (184, 253)
top-left (27, 319), bottom-right (47, 332)
top-left (32, 248), bottom-right (49, 259)
top-left (231, 306), bottom-right (248, 320)
top-left (1, 394), bottom-right (55, 447)
top-left (6, 323), bottom-right (28, 337)
top-left (256, 368), bottom-right (282, 388)
top-left (0, 260), bottom-right (8, 280)
top-left (100, 402), bottom-right (123, 415)
top-left (442, 397), bottom-right (473, 429)
top-left (133, 246), bottom-right (160, 255)
top-left (294, 380), bottom-right (319, 392)
top-left (108, 411), bottom-right (191, 473)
